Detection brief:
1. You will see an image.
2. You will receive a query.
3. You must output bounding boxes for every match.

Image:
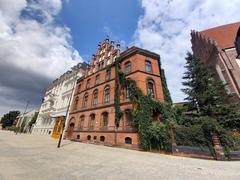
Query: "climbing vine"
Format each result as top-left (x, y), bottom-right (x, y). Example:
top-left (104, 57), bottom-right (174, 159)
top-left (160, 68), bottom-right (172, 104)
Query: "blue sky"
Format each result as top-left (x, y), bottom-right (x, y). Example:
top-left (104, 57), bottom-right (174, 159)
top-left (57, 0), bottom-right (143, 62)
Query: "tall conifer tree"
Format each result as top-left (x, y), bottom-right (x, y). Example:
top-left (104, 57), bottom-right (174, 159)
top-left (182, 52), bottom-right (239, 130)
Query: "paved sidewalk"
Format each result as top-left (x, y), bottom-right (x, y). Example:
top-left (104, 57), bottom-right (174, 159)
top-left (0, 130), bottom-right (240, 180)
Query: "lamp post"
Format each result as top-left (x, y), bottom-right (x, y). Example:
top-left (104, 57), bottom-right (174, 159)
top-left (57, 70), bottom-right (79, 148)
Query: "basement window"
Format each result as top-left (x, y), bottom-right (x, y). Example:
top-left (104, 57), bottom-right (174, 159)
top-left (100, 136), bottom-right (105, 142)
top-left (87, 135), bottom-right (91, 140)
top-left (125, 137), bottom-right (132, 144)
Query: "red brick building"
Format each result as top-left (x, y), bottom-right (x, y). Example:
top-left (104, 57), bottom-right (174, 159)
top-left (191, 22), bottom-right (240, 103)
top-left (64, 38), bottom-right (165, 149)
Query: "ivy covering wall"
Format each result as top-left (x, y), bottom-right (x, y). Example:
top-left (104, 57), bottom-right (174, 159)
top-left (160, 68), bottom-right (172, 104)
top-left (113, 58), bottom-right (172, 151)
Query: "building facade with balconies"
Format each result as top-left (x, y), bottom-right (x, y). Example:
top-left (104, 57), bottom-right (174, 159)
top-left (64, 38), bottom-right (165, 149)
top-left (32, 63), bottom-right (87, 137)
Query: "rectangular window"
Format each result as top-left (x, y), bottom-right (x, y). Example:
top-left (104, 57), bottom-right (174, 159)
top-left (125, 62), bottom-right (132, 74)
top-left (104, 87), bottom-right (110, 103)
top-left (80, 118), bottom-right (84, 129)
top-left (98, 61), bottom-right (104, 70)
top-left (86, 79), bottom-right (90, 89)
top-left (145, 60), bottom-right (152, 73)
top-left (95, 75), bottom-right (100, 85)
top-left (106, 69), bottom-right (111, 81)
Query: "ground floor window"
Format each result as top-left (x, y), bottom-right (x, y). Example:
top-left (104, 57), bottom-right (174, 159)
top-left (87, 135), bottom-right (91, 140)
top-left (77, 135), bottom-right (80, 139)
top-left (100, 136), bottom-right (105, 142)
top-left (125, 137), bottom-right (132, 144)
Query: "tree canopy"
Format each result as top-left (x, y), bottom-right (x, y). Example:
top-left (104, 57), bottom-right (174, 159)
top-left (1, 111), bottom-right (20, 128)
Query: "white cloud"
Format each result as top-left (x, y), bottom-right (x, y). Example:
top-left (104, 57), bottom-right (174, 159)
top-left (0, 0), bottom-right (82, 79)
top-left (0, 0), bottom-right (82, 115)
top-left (135, 0), bottom-right (240, 102)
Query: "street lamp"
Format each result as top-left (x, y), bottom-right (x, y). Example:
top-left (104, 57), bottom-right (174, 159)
top-left (57, 71), bottom-right (79, 148)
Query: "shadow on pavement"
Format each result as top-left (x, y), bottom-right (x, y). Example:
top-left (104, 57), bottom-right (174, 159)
top-left (60, 140), bottom-right (74, 147)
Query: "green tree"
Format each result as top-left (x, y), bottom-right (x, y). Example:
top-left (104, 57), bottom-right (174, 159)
top-left (1, 111), bottom-right (20, 128)
top-left (29, 112), bottom-right (39, 128)
top-left (180, 52), bottom-right (240, 155)
top-left (182, 52), bottom-right (240, 130)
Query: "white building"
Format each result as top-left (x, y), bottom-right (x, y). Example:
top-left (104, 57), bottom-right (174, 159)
top-left (16, 110), bottom-right (38, 133)
top-left (32, 63), bottom-right (87, 137)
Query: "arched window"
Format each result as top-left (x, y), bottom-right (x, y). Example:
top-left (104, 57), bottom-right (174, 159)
top-left (147, 80), bottom-right (155, 98)
top-left (69, 122), bottom-right (75, 131)
top-left (77, 134), bottom-right (80, 139)
top-left (83, 93), bottom-right (88, 108)
top-left (100, 136), bottom-right (105, 142)
top-left (86, 79), bottom-right (90, 89)
top-left (101, 112), bottom-right (108, 127)
top-left (89, 114), bottom-right (95, 130)
top-left (74, 97), bottom-right (79, 110)
top-left (87, 135), bottom-right (91, 140)
top-left (69, 117), bottom-right (75, 126)
top-left (125, 137), bottom-right (132, 144)
top-left (145, 60), bottom-right (152, 73)
top-left (125, 61), bottom-right (132, 74)
top-left (125, 109), bottom-right (133, 126)
top-left (106, 69), bottom-right (111, 80)
top-left (95, 74), bottom-right (100, 85)
top-left (79, 115), bottom-right (85, 129)
top-left (104, 85), bottom-right (110, 103)
top-left (78, 84), bottom-right (81, 92)
top-left (92, 89), bottom-right (98, 106)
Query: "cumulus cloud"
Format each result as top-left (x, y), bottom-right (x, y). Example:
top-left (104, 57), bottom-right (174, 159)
top-left (0, 0), bottom-right (82, 115)
top-left (135, 0), bottom-right (240, 102)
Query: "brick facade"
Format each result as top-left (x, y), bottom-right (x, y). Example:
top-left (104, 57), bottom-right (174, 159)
top-left (191, 22), bottom-right (240, 103)
top-left (64, 38), bottom-right (164, 149)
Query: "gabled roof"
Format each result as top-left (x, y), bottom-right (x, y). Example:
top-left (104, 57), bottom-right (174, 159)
top-left (200, 22), bottom-right (240, 49)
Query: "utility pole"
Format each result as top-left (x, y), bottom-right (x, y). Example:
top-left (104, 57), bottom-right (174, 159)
top-left (57, 70), bottom-right (79, 148)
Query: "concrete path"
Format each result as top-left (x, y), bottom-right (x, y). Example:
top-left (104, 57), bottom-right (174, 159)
top-left (0, 130), bottom-right (240, 180)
